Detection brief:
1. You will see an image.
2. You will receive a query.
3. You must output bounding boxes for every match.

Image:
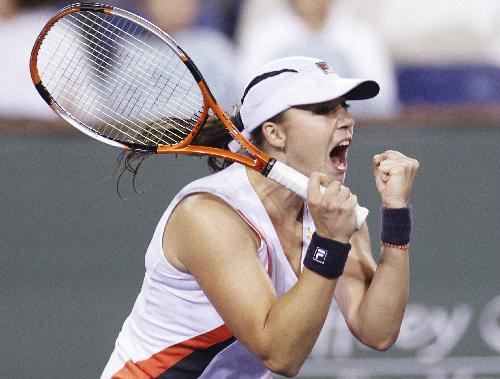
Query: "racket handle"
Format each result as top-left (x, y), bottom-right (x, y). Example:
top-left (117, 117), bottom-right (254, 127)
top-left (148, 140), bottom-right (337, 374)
top-left (266, 160), bottom-right (369, 229)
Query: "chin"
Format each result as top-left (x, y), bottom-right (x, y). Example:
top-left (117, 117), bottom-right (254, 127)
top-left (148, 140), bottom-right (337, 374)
top-left (335, 173), bottom-right (346, 185)
top-left (322, 160), bottom-right (347, 182)
top-left (323, 170), bottom-right (346, 186)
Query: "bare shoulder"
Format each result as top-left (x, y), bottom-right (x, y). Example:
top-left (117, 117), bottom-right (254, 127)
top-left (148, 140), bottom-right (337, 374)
top-left (162, 192), bottom-right (279, 345)
top-left (163, 193), bottom-right (260, 273)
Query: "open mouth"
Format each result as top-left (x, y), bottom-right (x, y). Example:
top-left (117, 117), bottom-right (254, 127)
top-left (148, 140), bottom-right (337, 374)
top-left (330, 140), bottom-right (350, 170)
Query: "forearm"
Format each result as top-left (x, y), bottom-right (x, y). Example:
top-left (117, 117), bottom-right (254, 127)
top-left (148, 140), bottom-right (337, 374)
top-left (337, 150), bottom-right (418, 351)
top-left (350, 203), bottom-right (412, 348)
top-left (353, 245), bottom-right (409, 349)
top-left (259, 269), bottom-right (337, 374)
top-left (246, 232), bottom-right (352, 375)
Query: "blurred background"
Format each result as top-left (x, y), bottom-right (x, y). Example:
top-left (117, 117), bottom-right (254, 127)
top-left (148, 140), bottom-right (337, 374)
top-left (1, 0), bottom-right (499, 378)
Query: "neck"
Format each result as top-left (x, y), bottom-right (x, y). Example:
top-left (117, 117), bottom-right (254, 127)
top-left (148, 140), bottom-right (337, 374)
top-left (246, 167), bottom-right (304, 224)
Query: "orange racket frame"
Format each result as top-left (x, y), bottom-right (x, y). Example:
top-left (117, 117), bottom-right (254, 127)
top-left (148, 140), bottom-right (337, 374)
top-left (30, 3), bottom-right (272, 174)
top-left (29, 2), bottom-right (368, 227)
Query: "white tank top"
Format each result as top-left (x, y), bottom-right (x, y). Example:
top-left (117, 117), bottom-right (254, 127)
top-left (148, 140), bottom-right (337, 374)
top-left (100, 164), bottom-right (316, 378)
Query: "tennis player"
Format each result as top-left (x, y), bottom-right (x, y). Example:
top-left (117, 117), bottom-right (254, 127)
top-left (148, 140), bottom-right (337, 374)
top-left (101, 56), bottom-right (419, 378)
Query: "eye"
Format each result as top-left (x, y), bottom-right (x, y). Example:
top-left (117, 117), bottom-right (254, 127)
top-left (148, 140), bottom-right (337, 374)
top-left (312, 101), bottom-right (349, 115)
top-left (295, 100), bottom-right (350, 115)
top-left (312, 105), bottom-right (333, 115)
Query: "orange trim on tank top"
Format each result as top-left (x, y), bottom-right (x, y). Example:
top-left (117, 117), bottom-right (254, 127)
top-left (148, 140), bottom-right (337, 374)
top-left (111, 325), bottom-right (233, 378)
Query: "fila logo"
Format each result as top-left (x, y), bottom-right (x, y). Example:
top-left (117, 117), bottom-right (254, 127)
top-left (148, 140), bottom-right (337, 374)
top-left (313, 247), bottom-right (328, 264)
top-left (316, 61), bottom-right (335, 75)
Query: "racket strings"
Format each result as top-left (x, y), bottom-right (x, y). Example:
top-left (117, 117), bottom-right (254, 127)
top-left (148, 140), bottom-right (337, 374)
top-left (39, 21), bottom-right (160, 144)
top-left (38, 46), bottom-right (179, 147)
top-left (37, 10), bottom-right (205, 147)
top-left (69, 12), bottom-right (202, 113)
top-left (67, 12), bottom-right (201, 126)
top-left (40, 24), bottom-right (162, 146)
top-left (72, 11), bottom-right (204, 121)
top-left (47, 13), bottom-right (197, 142)
top-left (39, 41), bottom-right (189, 146)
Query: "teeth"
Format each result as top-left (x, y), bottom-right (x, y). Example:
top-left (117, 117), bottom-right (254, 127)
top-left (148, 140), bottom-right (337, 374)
top-left (338, 141), bottom-right (350, 147)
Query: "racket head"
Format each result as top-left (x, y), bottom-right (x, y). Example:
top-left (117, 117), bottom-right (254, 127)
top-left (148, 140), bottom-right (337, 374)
top-left (30, 2), bottom-right (271, 172)
top-left (30, 3), bottom-right (211, 152)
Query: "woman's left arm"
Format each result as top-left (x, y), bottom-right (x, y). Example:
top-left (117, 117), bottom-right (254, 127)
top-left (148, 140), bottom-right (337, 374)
top-left (334, 222), bottom-right (409, 351)
top-left (334, 150), bottom-right (419, 350)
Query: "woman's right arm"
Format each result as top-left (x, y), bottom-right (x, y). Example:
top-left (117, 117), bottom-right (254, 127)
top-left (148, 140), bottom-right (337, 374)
top-left (163, 175), bottom-right (358, 376)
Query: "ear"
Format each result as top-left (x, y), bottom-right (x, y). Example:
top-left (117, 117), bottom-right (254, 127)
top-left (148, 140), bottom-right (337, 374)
top-left (261, 121), bottom-right (286, 150)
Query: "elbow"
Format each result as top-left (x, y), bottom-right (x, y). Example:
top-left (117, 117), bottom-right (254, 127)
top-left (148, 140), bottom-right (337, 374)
top-left (365, 329), bottom-right (400, 352)
top-left (264, 360), bottom-right (301, 377)
top-left (370, 338), bottom-right (396, 352)
top-left (249, 332), bottom-right (308, 376)
top-left (260, 352), bottom-right (304, 377)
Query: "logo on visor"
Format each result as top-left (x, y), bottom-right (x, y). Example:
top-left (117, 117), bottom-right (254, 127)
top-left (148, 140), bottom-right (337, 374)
top-left (316, 61), bottom-right (335, 75)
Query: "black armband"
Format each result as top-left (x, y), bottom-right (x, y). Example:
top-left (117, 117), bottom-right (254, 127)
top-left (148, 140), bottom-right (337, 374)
top-left (381, 206), bottom-right (412, 246)
top-left (303, 232), bottom-right (351, 279)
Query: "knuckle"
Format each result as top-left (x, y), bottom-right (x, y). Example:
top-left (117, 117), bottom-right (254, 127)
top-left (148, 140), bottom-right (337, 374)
top-left (340, 201), bottom-right (352, 211)
top-left (330, 181), bottom-right (341, 190)
top-left (309, 172), bottom-right (320, 181)
top-left (308, 198), bottom-right (320, 208)
top-left (380, 160), bottom-right (390, 168)
top-left (324, 198), bottom-right (337, 211)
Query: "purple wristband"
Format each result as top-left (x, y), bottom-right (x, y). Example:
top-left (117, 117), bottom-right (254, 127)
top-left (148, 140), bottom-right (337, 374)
top-left (381, 206), bottom-right (412, 245)
top-left (303, 233), bottom-right (351, 279)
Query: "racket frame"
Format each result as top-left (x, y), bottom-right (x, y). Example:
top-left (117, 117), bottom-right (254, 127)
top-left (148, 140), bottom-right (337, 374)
top-left (29, 2), bottom-right (272, 172)
top-left (30, 2), bottom-right (369, 227)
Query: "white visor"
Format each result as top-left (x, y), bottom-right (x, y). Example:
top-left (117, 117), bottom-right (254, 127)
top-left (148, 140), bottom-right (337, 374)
top-left (229, 56), bottom-right (380, 152)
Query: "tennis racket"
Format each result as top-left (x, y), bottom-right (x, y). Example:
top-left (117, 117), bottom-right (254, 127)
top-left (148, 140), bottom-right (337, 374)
top-left (30, 2), bottom-right (368, 228)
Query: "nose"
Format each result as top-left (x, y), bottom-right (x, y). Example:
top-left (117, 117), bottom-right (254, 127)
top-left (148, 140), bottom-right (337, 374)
top-left (336, 114), bottom-right (354, 132)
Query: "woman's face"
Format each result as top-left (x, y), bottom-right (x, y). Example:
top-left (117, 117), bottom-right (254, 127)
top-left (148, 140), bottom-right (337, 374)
top-left (277, 98), bottom-right (354, 185)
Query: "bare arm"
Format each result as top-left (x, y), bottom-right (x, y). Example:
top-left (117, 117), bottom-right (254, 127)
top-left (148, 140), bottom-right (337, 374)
top-left (163, 174), bottom-right (359, 376)
top-left (334, 150), bottom-right (419, 350)
top-left (335, 222), bottom-right (409, 350)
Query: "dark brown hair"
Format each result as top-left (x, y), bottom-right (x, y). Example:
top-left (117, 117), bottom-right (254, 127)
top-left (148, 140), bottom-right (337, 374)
top-left (115, 110), bottom-right (285, 194)
top-left (193, 110), bottom-right (286, 172)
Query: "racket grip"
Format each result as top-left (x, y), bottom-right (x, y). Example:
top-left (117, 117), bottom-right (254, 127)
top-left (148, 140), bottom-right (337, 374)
top-left (266, 160), bottom-right (369, 229)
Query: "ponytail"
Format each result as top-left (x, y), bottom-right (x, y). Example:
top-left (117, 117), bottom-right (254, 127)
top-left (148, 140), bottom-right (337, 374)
top-left (192, 111), bottom-right (259, 172)
top-left (194, 109), bottom-right (285, 172)
top-left (115, 108), bottom-right (279, 193)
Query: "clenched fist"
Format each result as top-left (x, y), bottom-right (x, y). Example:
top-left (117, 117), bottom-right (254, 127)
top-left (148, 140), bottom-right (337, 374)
top-left (307, 172), bottom-right (359, 243)
top-left (373, 150), bottom-right (420, 208)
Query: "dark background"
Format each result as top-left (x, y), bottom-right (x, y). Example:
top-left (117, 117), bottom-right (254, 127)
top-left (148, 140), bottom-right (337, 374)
top-left (3, 0), bottom-right (500, 377)
top-left (1, 120), bottom-right (499, 378)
